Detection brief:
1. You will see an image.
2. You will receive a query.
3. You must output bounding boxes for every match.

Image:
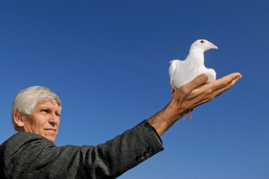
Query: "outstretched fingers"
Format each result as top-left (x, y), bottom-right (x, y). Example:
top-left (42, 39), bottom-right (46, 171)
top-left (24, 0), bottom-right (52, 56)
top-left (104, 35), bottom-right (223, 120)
top-left (206, 72), bottom-right (241, 99)
top-left (190, 73), bottom-right (242, 108)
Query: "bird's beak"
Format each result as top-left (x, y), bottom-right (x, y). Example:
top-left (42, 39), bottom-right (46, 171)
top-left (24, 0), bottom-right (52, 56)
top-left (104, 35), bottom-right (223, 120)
top-left (211, 43), bottom-right (218, 49)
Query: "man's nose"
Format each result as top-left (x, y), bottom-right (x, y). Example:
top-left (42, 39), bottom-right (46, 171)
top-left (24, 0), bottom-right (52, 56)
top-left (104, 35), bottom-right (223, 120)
top-left (49, 113), bottom-right (59, 124)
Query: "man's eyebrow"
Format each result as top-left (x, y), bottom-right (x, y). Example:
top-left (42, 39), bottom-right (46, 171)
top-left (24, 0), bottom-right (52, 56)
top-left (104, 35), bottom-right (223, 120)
top-left (38, 106), bottom-right (50, 109)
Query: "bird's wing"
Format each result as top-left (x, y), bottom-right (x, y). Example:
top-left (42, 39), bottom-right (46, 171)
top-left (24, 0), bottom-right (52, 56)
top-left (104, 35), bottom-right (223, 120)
top-left (169, 60), bottom-right (182, 87)
top-left (205, 68), bottom-right (216, 82)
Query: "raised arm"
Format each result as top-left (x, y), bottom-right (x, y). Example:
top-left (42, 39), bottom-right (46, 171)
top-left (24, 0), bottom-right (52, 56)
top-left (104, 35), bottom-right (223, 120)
top-left (148, 72), bottom-right (242, 136)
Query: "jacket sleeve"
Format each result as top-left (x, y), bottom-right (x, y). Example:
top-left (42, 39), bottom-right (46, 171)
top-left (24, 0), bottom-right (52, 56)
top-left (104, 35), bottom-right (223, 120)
top-left (1, 120), bottom-right (164, 179)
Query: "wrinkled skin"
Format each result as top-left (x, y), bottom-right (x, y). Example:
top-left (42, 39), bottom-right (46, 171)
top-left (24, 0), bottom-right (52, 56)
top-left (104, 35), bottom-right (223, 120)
top-left (148, 72), bottom-right (242, 136)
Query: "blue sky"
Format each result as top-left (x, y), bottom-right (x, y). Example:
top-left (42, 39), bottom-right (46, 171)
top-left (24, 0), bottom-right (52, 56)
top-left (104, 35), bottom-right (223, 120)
top-left (0, 1), bottom-right (268, 178)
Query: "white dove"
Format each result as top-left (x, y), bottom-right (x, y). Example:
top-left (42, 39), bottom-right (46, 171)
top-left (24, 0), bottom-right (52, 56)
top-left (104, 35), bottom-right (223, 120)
top-left (169, 39), bottom-right (218, 120)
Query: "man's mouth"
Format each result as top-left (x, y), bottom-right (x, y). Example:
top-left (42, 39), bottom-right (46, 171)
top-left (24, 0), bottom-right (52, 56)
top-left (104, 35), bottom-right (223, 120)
top-left (44, 128), bottom-right (56, 132)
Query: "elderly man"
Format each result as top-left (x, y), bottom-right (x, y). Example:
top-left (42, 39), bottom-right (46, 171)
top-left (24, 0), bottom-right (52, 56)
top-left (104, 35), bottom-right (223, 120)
top-left (0, 73), bottom-right (241, 179)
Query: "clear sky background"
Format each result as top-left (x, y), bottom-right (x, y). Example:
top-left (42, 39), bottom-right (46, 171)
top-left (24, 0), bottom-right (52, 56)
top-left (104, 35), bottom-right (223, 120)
top-left (0, 1), bottom-right (268, 178)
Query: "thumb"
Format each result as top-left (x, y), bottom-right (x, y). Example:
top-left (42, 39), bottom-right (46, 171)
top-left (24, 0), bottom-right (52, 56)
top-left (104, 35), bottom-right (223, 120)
top-left (181, 73), bottom-right (208, 94)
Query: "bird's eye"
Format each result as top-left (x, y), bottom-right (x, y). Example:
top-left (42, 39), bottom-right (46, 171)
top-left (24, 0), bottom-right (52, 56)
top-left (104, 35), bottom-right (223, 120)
top-left (200, 40), bottom-right (204, 43)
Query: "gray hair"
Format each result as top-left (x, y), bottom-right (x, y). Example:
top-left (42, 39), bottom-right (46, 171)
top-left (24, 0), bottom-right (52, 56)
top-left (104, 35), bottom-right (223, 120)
top-left (11, 86), bottom-right (61, 131)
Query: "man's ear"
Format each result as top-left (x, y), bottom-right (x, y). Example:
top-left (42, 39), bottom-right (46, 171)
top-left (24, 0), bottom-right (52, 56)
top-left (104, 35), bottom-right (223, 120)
top-left (14, 109), bottom-right (25, 128)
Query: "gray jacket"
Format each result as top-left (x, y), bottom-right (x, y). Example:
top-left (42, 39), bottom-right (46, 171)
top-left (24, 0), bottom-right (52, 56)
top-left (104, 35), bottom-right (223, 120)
top-left (0, 120), bottom-right (163, 179)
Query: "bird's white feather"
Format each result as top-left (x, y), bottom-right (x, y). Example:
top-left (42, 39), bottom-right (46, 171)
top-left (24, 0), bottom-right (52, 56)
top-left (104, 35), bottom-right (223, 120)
top-left (169, 60), bottom-right (182, 87)
top-left (169, 39), bottom-right (217, 90)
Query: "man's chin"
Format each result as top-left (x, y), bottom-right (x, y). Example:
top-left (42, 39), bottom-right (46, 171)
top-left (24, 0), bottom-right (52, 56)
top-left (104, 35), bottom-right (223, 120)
top-left (43, 134), bottom-right (57, 142)
top-left (46, 136), bottom-right (56, 142)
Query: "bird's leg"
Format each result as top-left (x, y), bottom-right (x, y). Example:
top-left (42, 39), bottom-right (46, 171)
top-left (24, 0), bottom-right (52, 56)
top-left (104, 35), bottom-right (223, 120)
top-left (189, 109), bottom-right (193, 120)
top-left (182, 112), bottom-right (188, 121)
top-left (182, 109), bottom-right (193, 121)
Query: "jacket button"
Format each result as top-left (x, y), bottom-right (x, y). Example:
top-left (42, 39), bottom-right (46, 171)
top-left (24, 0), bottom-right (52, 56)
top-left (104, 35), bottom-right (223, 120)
top-left (137, 155), bottom-right (145, 162)
top-left (145, 149), bottom-right (153, 156)
top-left (144, 151), bottom-right (150, 157)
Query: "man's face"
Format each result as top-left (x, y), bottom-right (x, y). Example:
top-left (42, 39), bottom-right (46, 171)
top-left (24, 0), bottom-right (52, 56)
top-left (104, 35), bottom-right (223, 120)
top-left (21, 101), bottom-right (61, 142)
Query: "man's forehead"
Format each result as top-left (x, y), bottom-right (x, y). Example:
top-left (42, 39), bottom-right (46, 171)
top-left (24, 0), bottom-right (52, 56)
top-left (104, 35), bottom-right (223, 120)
top-left (36, 101), bottom-right (60, 110)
